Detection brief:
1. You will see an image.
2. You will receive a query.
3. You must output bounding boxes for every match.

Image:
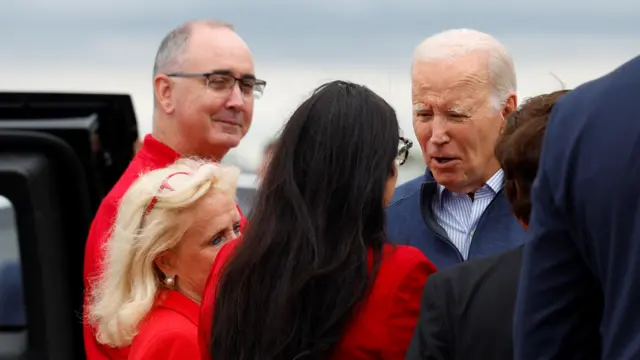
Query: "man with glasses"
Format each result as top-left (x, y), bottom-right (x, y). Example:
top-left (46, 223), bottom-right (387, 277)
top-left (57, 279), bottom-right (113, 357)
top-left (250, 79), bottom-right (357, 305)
top-left (82, 20), bottom-right (265, 359)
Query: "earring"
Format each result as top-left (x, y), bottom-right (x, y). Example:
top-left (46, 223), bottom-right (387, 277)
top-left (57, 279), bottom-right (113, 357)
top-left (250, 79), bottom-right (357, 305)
top-left (164, 275), bottom-right (175, 287)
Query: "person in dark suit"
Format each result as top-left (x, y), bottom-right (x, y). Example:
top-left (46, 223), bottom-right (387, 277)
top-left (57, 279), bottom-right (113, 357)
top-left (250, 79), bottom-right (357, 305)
top-left (514, 56), bottom-right (640, 360)
top-left (406, 89), bottom-right (570, 360)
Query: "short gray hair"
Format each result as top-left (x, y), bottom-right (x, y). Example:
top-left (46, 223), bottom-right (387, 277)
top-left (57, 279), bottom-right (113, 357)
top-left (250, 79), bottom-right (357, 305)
top-left (412, 28), bottom-right (517, 110)
top-left (152, 20), bottom-right (234, 77)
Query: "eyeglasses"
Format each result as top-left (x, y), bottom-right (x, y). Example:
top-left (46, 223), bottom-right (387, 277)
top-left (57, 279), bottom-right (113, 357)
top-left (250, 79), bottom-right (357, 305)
top-left (166, 71), bottom-right (267, 100)
top-left (396, 137), bottom-right (413, 166)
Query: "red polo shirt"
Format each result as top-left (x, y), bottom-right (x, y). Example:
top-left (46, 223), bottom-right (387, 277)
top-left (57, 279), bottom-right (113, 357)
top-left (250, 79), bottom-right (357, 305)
top-left (83, 134), bottom-right (246, 360)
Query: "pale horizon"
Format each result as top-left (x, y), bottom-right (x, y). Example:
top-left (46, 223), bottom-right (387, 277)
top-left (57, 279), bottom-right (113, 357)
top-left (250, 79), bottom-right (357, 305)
top-left (1, 0), bottom-right (638, 182)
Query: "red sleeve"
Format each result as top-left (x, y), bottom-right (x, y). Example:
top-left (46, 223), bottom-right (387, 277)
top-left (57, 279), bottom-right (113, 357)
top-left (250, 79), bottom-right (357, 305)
top-left (198, 240), bottom-right (240, 360)
top-left (130, 330), bottom-right (200, 360)
top-left (382, 250), bottom-right (437, 359)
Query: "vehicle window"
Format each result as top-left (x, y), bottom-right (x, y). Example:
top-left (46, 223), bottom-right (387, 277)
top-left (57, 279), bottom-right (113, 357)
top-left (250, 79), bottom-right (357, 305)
top-left (0, 195), bottom-right (27, 358)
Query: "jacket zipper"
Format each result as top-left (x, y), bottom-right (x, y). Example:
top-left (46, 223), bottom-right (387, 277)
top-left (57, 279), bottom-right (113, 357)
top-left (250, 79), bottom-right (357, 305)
top-left (467, 188), bottom-right (504, 256)
top-left (433, 188), bottom-right (505, 263)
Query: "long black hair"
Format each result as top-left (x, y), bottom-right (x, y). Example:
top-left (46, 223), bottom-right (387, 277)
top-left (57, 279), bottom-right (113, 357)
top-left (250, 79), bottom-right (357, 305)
top-left (210, 80), bottom-right (400, 359)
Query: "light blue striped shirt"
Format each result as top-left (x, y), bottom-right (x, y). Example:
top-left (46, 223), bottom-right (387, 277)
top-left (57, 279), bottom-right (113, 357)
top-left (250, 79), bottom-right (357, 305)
top-left (432, 169), bottom-right (504, 259)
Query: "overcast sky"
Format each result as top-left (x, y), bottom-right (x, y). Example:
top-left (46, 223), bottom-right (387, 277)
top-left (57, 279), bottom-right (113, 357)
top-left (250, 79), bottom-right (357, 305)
top-left (1, 0), bottom-right (638, 179)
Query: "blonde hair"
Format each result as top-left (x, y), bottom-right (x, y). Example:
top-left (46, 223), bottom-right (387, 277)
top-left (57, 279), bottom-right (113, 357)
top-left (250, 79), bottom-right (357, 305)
top-left (86, 157), bottom-right (240, 347)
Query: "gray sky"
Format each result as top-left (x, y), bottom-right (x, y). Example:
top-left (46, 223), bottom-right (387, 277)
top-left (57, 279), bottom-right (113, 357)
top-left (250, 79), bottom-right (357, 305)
top-left (3, 0), bottom-right (639, 61)
top-left (1, 0), bottom-right (639, 180)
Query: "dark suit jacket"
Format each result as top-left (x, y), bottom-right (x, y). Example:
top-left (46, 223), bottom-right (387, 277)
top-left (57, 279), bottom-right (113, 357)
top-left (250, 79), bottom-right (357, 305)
top-left (406, 246), bottom-right (523, 360)
top-left (513, 56), bottom-right (640, 360)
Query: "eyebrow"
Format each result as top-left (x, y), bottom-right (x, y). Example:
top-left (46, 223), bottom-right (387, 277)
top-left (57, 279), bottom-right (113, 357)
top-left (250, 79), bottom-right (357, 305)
top-left (448, 105), bottom-right (471, 114)
top-left (210, 69), bottom-right (256, 80)
top-left (208, 226), bottom-right (227, 242)
top-left (413, 104), bottom-right (428, 111)
top-left (211, 218), bottom-right (242, 234)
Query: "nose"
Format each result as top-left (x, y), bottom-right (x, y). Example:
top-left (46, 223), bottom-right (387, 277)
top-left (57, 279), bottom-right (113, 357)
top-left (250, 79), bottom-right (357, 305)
top-left (225, 83), bottom-right (245, 110)
top-left (429, 117), bottom-right (450, 146)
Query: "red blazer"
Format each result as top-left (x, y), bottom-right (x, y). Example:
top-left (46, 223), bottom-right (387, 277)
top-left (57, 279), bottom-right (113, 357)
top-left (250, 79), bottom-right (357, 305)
top-left (89, 290), bottom-right (200, 360)
top-left (128, 290), bottom-right (200, 359)
top-left (199, 240), bottom-right (437, 360)
top-left (83, 135), bottom-right (246, 360)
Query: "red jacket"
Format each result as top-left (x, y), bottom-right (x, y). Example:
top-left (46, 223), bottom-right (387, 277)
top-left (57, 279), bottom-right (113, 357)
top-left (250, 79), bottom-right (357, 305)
top-left (199, 240), bottom-right (437, 360)
top-left (129, 290), bottom-right (200, 359)
top-left (83, 134), bottom-right (246, 359)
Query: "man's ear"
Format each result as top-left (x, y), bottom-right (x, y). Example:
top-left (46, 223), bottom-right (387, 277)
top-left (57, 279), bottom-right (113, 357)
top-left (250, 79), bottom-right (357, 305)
top-left (498, 92), bottom-right (517, 133)
top-left (154, 249), bottom-right (177, 277)
top-left (154, 74), bottom-right (176, 115)
top-left (502, 92), bottom-right (517, 120)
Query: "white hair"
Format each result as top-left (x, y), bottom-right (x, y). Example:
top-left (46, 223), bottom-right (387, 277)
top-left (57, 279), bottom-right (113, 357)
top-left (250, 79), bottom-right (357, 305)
top-left (86, 158), bottom-right (240, 348)
top-left (153, 20), bottom-right (234, 77)
top-left (412, 28), bottom-right (517, 110)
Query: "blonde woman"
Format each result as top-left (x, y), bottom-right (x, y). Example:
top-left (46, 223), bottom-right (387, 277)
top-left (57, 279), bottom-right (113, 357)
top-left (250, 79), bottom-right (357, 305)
top-left (87, 158), bottom-right (242, 360)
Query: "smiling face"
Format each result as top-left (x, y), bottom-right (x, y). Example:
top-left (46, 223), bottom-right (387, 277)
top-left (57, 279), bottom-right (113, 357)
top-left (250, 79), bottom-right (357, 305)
top-left (155, 25), bottom-right (256, 160)
top-left (412, 52), bottom-right (515, 194)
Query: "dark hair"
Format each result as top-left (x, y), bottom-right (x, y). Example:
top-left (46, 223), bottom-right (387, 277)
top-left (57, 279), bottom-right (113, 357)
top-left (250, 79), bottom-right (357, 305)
top-left (210, 80), bottom-right (399, 359)
top-left (263, 138), bottom-right (277, 154)
top-left (495, 89), bottom-right (570, 224)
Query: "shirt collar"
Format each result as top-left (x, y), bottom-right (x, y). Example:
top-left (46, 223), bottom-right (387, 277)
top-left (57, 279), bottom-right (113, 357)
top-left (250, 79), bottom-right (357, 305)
top-left (138, 134), bottom-right (181, 167)
top-left (137, 134), bottom-right (248, 227)
top-left (484, 169), bottom-right (505, 193)
top-left (437, 168), bottom-right (505, 196)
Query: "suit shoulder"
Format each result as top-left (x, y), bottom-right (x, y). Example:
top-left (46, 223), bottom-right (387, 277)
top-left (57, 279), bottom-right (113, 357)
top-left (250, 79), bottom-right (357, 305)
top-left (431, 247), bottom-right (524, 286)
top-left (382, 245), bottom-right (437, 275)
top-left (383, 244), bottom-right (425, 264)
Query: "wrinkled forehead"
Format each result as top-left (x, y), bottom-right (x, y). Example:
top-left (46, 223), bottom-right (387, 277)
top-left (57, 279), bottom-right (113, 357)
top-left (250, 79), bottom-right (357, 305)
top-left (198, 191), bottom-right (241, 224)
top-left (183, 26), bottom-right (255, 76)
top-left (411, 57), bottom-right (492, 107)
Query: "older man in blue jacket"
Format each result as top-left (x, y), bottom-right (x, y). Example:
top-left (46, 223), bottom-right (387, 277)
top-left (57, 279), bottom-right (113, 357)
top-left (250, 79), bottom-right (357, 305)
top-left (514, 55), bottom-right (640, 359)
top-left (386, 28), bottom-right (529, 269)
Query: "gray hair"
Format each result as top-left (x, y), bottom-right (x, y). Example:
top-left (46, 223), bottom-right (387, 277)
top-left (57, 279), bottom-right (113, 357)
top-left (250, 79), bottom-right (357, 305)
top-left (152, 20), bottom-right (234, 77)
top-left (412, 28), bottom-right (517, 110)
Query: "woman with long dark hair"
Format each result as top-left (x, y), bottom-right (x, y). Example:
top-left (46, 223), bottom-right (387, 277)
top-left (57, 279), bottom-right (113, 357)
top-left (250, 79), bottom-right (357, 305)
top-left (199, 80), bottom-right (437, 359)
